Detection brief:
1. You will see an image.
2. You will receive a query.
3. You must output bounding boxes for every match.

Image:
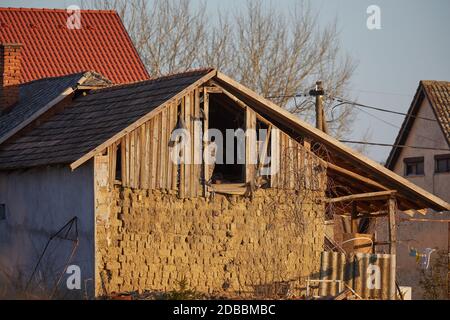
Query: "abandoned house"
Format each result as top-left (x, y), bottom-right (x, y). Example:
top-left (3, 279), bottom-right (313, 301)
top-left (0, 8), bottom-right (449, 300)
top-left (385, 80), bottom-right (450, 299)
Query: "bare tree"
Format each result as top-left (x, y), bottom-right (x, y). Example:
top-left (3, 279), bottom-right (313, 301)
top-left (84, 0), bottom-right (357, 137)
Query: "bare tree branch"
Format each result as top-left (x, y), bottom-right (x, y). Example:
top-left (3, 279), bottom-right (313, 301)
top-left (85, 0), bottom-right (357, 137)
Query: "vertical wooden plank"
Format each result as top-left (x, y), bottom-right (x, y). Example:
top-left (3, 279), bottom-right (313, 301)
top-left (140, 124), bottom-right (148, 189)
top-left (288, 137), bottom-right (295, 189)
top-left (130, 130), bottom-right (136, 188)
top-left (179, 98), bottom-right (186, 198)
top-left (166, 102), bottom-right (173, 191)
top-left (125, 134), bottom-right (130, 187)
top-left (193, 88), bottom-right (200, 197)
top-left (245, 107), bottom-right (257, 184)
top-left (135, 128), bottom-right (141, 189)
top-left (189, 91), bottom-right (196, 197)
top-left (148, 119), bottom-right (154, 189)
top-left (155, 113), bottom-right (162, 190)
top-left (151, 116), bottom-right (159, 190)
top-left (270, 127), bottom-right (279, 188)
top-left (171, 102), bottom-right (178, 191)
top-left (292, 140), bottom-right (300, 190)
top-left (202, 89), bottom-right (209, 197)
top-left (388, 196), bottom-right (397, 300)
top-left (298, 142), bottom-right (304, 190)
top-left (279, 133), bottom-right (286, 188)
top-left (145, 121), bottom-right (151, 189)
top-left (120, 138), bottom-right (126, 186)
top-left (184, 94), bottom-right (191, 197)
top-left (160, 108), bottom-right (168, 190)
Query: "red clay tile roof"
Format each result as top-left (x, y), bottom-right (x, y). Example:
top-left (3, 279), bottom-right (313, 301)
top-left (422, 80), bottom-right (450, 143)
top-left (0, 7), bottom-right (150, 84)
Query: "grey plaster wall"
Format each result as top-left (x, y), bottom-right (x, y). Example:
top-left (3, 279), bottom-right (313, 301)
top-left (0, 162), bottom-right (94, 299)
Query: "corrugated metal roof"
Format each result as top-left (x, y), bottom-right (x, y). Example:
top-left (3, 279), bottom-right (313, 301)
top-left (319, 251), bottom-right (396, 300)
top-left (0, 7), bottom-right (150, 84)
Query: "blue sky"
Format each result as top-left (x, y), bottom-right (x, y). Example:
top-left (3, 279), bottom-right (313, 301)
top-left (2, 0), bottom-right (450, 162)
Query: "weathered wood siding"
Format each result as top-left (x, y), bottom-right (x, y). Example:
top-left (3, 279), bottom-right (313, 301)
top-left (103, 85), bottom-right (325, 197)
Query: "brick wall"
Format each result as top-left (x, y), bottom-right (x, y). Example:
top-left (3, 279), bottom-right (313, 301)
top-left (0, 43), bottom-right (21, 112)
top-left (94, 155), bottom-right (326, 298)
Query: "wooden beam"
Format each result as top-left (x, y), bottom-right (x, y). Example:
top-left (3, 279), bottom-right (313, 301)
top-left (326, 190), bottom-right (397, 204)
top-left (388, 196), bottom-right (397, 300)
top-left (326, 162), bottom-right (389, 191)
top-left (215, 83), bottom-right (274, 128)
top-left (388, 197), bottom-right (397, 255)
top-left (204, 86), bottom-right (223, 94)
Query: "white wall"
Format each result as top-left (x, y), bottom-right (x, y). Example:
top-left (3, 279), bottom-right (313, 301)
top-left (0, 162), bottom-right (94, 299)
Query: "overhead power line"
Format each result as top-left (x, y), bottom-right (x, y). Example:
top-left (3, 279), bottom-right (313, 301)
top-left (330, 97), bottom-right (437, 122)
top-left (340, 140), bottom-right (450, 151)
top-left (264, 92), bottom-right (438, 123)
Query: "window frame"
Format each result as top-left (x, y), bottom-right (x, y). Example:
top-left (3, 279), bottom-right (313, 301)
top-left (404, 156), bottom-right (425, 176)
top-left (0, 204), bottom-right (6, 220)
top-left (434, 154), bottom-right (450, 174)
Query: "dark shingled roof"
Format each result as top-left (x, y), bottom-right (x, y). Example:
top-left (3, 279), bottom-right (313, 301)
top-left (0, 68), bottom-right (213, 170)
top-left (0, 71), bottom-right (111, 144)
top-left (386, 80), bottom-right (450, 169)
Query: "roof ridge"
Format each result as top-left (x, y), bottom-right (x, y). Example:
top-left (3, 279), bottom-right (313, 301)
top-left (420, 80), bottom-right (450, 85)
top-left (0, 7), bottom-right (118, 14)
top-left (89, 67), bottom-right (215, 94)
top-left (18, 72), bottom-right (86, 86)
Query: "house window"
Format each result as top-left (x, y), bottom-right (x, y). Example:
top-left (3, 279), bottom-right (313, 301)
top-left (0, 204), bottom-right (5, 220)
top-left (404, 157), bottom-right (424, 176)
top-left (435, 154), bottom-right (450, 173)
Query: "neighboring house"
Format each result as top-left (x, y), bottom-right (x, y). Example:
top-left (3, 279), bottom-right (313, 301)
top-left (0, 7), bottom-right (149, 84)
top-left (386, 80), bottom-right (450, 299)
top-left (0, 42), bottom-right (449, 298)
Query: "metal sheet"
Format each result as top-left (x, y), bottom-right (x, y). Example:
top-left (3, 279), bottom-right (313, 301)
top-left (318, 251), bottom-right (396, 299)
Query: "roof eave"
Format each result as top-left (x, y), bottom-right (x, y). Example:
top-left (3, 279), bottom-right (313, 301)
top-left (215, 72), bottom-right (450, 212)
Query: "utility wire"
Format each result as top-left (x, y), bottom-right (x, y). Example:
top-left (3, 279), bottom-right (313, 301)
top-left (353, 106), bottom-right (438, 144)
top-left (330, 96), bottom-right (437, 122)
top-left (265, 92), bottom-right (438, 122)
top-left (340, 140), bottom-right (450, 151)
top-left (264, 92), bottom-right (446, 151)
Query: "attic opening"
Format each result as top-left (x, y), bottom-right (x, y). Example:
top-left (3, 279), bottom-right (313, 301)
top-left (208, 94), bottom-right (246, 184)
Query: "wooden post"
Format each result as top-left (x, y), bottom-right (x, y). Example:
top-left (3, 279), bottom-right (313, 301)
top-left (448, 222), bottom-right (450, 299)
top-left (309, 81), bottom-right (325, 133)
top-left (351, 202), bottom-right (359, 233)
top-left (388, 196), bottom-right (397, 300)
top-left (202, 89), bottom-right (209, 197)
